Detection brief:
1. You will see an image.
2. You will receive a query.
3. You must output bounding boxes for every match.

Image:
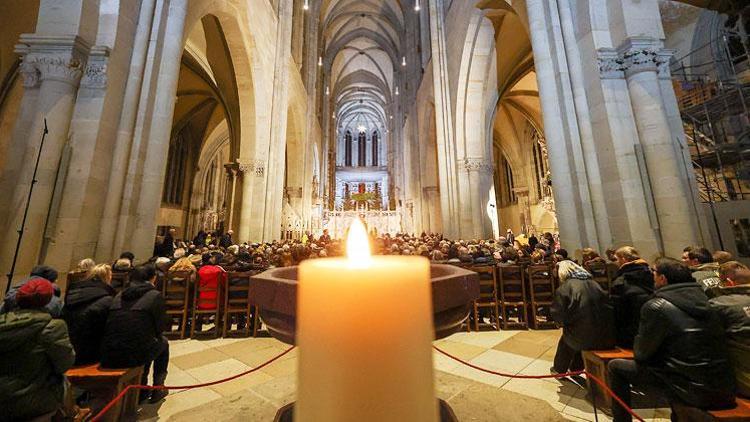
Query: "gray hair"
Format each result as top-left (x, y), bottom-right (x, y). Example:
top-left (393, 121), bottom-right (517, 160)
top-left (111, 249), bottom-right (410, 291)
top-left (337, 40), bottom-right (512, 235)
top-left (557, 260), bottom-right (592, 283)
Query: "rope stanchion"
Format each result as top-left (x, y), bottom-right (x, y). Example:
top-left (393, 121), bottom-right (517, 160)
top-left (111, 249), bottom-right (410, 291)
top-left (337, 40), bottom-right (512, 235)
top-left (90, 346), bottom-right (296, 422)
top-left (433, 345), bottom-right (645, 422)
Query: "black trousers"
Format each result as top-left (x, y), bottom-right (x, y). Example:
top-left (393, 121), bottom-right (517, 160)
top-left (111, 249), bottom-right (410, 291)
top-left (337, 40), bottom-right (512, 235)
top-left (553, 337), bottom-right (584, 373)
top-left (608, 359), bottom-right (671, 422)
top-left (142, 335), bottom-right (170, 386)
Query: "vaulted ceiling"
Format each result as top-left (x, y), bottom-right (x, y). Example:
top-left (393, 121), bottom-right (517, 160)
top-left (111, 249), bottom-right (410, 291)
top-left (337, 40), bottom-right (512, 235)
top-left (320, 0), bottom-right (406, 142)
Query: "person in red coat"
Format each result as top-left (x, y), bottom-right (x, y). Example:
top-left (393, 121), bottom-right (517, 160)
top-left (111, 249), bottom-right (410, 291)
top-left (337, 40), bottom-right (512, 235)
top-left (196, 253), bottom-right (226, 310)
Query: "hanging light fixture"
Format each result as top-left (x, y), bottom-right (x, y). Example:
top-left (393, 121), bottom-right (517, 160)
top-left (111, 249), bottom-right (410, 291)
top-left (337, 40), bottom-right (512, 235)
top-left (303, 0), bottom-right (309, 11)
top-left (395, 86), bottom-right (399, 96)
top-left (318, 56), bottom-right (323, 66)
top-left (402, 56), bottom-right (406, 67)
top-left (326, 85), bottom-right (330, 96)
top-left (414, 0), bottom-right (420, 11)
top-left (357, 124), bottom-right (367, 133)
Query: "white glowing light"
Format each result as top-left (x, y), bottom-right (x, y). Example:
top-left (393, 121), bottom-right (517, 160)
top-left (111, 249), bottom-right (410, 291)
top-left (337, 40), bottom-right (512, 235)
top-left (346, 219), bottom-right (371, 264)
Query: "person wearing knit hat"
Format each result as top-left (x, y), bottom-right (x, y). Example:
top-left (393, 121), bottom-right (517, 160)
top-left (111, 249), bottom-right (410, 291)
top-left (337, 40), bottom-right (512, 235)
top-left (0, 278), bottom-right (75, 420)
top-left (1, 265), bottom-right (63, 317)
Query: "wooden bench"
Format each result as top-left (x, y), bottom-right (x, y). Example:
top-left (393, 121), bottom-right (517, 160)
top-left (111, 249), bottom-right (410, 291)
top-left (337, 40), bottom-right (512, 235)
top-left (672, 398), bottom-right (750, 421)
top-left (581, 348), bottom-right (634, 411)
top-left (66, 364), bottom-right (143, 422)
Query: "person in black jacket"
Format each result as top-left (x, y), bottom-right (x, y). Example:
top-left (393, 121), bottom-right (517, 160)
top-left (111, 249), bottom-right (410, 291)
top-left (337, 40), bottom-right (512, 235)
top-left (100, 264), bottom-right (170, 403)
top-left (62, 264), bottom-right (115, 365)
top-left (610, 246), bottom-right (654, 348)
top-left (551, 261), bottom-right (615, 374)
top-left (219, 230), bottom-right (234, 249)
top-left (607, 258), bottom-right (736, 422)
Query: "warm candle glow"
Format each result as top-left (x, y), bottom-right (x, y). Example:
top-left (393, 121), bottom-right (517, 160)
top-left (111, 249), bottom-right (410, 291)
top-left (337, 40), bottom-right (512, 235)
top-left (346, 219), bottom-right (371, 263)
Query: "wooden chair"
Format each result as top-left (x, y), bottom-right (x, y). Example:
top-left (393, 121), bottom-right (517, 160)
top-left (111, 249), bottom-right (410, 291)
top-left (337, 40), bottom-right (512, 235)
top-left (527, 264), bottom-right (557, 329)
top-left (191, 271), bottom-right (225, 338)
top-left (162, 270), bottom-right (193, 339)
top-left (223, 270), bottom-right (260, 337)
top-left (497, 265), bottom-right (528, 329)
top-left (586, 262), bottom-right (612, 292)
top-left (66, 364), bottom-right (143, 422)
top-left (470, 265), bottom-right (500, 331)
top-left (110, 270), bottom-right (130, 293)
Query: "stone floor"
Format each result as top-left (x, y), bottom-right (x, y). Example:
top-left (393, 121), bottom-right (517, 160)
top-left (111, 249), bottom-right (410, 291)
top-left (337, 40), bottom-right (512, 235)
top-left (137, 329), bottom-right (671, 421)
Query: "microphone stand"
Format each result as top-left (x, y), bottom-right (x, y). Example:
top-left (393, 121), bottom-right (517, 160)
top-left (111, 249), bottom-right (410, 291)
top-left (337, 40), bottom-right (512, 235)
top-left (6, 118), bottom-right (48, 294)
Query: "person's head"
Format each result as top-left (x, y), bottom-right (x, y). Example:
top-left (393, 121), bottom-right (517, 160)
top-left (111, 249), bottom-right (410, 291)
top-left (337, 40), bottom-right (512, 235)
top-left (155, 257), bottom-right (172, 272)
top-left (227, 230), bottom-right (234, 236)
top-left (681, 246), bottom-right (694, 264)
top-left (605, 248), bottom-right (617, 263)
top-left (713, 250), bottom-right (733, 265)
top-left (202, 253), bottom-right (212, 265)
top-left (687, 247), bottom-right (713, 266)
top-left (89, 264), bottom-right (112, 284)
top-left (113, 258), bottom-right (133, 271)
top-left (581, 248), bottom-right (600, 263)
top-left (719, 261), bottom-right (749, 285)
top-left (130, 264), bottom-right (157, 285)
top-left (173, 248), bottom-right (186, 260)
top-left (30, 265), bottom-right (58, 283)
top-left (557, 260), bottom-right (592, 283)
top-left (16, 278), bottom-right (55, 309)
top-left (652, 257), bottom-right (693, 288)
top-left (614, 246), bottom-right (640, 267)
top-left (76, 258), bottom-right (96, 273)
top-left (119, 251), bottom-right (135, 263)
top-left (555, 249), bottom-right (569, 260)
top-left (171, 257), bottom-right (196, 272)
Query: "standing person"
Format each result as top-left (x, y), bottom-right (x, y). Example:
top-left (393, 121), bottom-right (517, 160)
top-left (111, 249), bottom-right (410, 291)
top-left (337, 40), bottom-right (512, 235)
top-left (0, 279), bottom-right (76, 421)
top-left (528, 232), bottom-right (539, 250)
top-left (505, 228), bottom-right (515, 244)
top-left (710, 271), bottom-right (750, 398)
top-left (551, 261), bottom-right (615, 374)
top-left (219, 230), bottom-right (234, 249)
top-left (193, 230), bottom-right (207, 248)
top-left (62, 264), bottom-right (115, 365)
top-left (159, 228), bottom-right (177, 258)
top-left (610, 246), bottom-right (654, 348)
top-left (1, 265), bottom-right (63, 317)
top-left (100, 264), bottom-right (170, 404)
top-left (607, 258), bottom-right (735, 422)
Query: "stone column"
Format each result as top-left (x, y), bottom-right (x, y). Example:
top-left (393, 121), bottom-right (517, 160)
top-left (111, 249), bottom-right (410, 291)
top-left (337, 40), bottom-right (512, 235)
top-left (223, 163), bottom-right (239, 231)
top-left (237, 158), bottom-right (263, 242)
top-left (262, 0), bottom-right (294, 241)
top-left (458, 158), bottom-right (495, 239)
top-left (428, 0), bottom-right (460, 239)
top-left (1, 36), bottom-right (87, 285)
top-left (619, 38), bottom-right (699, 254)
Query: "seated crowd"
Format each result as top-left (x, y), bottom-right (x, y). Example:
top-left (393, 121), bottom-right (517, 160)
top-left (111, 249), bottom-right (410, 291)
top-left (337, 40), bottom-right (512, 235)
top-left (0, 225), bottom-right (748, 422)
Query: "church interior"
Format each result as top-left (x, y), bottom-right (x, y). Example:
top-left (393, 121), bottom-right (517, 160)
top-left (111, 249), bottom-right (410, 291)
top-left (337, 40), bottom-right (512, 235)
top-left (0, 0), bottom-right (749, 421)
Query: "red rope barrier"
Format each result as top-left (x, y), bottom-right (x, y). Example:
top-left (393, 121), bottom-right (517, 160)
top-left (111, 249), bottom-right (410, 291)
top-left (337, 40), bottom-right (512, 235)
top-left (433, 345), bottom-right (645, 422)
top-left (91, 343), bottom-right (644, 422)
top-left (90, 346), bottom-right (296, 422)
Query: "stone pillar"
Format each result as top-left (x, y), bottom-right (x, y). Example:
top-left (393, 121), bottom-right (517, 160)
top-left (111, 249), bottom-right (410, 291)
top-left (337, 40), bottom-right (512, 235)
top-left (619, 38), bottom-right (699, 254)
top-left (262, 0), bottom-right (294, 241)
top-left (237, 158), bottom-right (263, 242)
top-left (458, 158), bottom-right (495, 239)
top-left (428, 0), bottom-right (460, 239)
top-left (1, 36), bottom-right (87, 285)
top-left (118, 0), bottom-right (187, 260)
top-left (224, 163), bottom-right (239, 231)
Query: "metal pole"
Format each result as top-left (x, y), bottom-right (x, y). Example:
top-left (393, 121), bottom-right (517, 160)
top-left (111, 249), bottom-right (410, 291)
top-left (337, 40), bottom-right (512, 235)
top-left (6, 119), bottom-right (48, 293)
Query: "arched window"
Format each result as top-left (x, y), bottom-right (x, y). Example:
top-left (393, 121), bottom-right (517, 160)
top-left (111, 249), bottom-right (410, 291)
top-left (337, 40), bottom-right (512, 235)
top-left (502, 155), bottom-right (517, 205)
top-left (345, 131), bottom-right (352, 166)
top-left (163, 131), bottom-right (189, 206)
top-left (371, 130), bottom-right (379, 166)
top-left (358, 131), bottom-right (366, 166)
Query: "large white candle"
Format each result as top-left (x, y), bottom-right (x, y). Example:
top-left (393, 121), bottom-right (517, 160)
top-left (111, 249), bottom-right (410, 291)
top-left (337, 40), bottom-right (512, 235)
top-left (296, 220), bottom-right (438, 422)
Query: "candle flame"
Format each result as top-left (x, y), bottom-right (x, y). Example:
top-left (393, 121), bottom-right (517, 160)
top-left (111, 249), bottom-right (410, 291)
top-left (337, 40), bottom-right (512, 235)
top-left (346, 219), bottom-right (371, 263)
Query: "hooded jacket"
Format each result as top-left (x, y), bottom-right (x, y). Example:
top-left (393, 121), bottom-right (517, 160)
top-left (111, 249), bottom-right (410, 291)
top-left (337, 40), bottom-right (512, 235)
top-left (100, 282), bottom-right (167, 369)
top-left (551, 275), bottom-right (615, 351)
top-left (62, 277), bottom-right (115, 365)
top-left (710, 285), bottom-right (750, 398)
top-left (610, 260), bottom-right (654, 348)
top-left (0, 309), bottom-right (75, 421)
top-left (636, 283), bottom-right (735, 409)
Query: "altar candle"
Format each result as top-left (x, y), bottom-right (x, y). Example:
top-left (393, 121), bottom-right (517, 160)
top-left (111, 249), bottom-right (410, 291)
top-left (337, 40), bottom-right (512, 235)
top-left (296, 220), bottom-right (438, 422)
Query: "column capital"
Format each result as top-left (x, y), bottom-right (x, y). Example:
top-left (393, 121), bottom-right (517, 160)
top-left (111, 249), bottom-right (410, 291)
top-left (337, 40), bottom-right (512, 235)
top-left (618, 37), bottom-right (663, 77)
top-left (460, 157), bottom-right (494, 174)
top-left (15, 34), bottom-right (91, 87)
top-left (597, 48), bottom-right (625, 80)
top-left (236, 158), bottom-right (266, 177)
top-left (81, 45), bottom-right (110, 89)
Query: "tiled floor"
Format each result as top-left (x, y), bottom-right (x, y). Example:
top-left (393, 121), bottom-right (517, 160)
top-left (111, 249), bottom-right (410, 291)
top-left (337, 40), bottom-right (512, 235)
top-left (137, 329), bottom-right (670, 421)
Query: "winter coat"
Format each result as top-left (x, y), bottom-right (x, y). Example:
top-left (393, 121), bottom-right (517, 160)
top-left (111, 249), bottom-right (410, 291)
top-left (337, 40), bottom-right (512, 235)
top-left (636, 283), bottom-right (735, 409)
top-left (0, 309), bottom-right (75, 421)
top-left (691, 262), bottom-right (722, 294)
top-left (710, 285), bottom-right (750, 398)
top-left (219, 234), bottom-right (233, 249)
top-left (1, 276), bottom-right (63, 317)
top-left (197, 265), bottom-right (226, 310)
top-left (100, 282), bottom-right (167, 369)
top-left (551, 276), bottom-right (615, 351)
top-left (62, 277), bottom-right (115, 365)
top-left (610, 260), bottom-right (654, 348)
